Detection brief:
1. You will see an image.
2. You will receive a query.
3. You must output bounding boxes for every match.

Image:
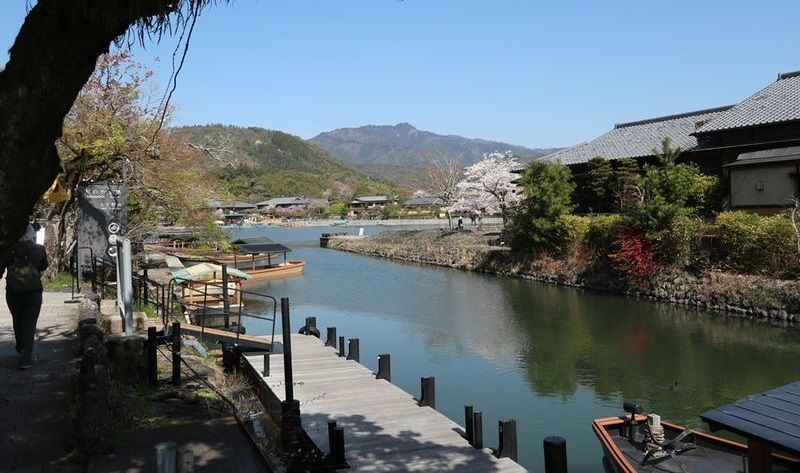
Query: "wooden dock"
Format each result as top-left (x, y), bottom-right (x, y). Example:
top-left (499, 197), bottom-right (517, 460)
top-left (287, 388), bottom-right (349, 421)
top-left (243, 334), bottom-right (527, 472)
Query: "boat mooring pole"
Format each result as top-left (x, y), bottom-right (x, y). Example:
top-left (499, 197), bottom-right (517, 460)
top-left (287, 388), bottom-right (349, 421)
top-left (543, 436), bottom-right (568, 473)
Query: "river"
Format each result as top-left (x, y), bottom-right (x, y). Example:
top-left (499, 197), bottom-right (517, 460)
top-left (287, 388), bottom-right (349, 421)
top-left (229, 224), bottom-right (800, 471)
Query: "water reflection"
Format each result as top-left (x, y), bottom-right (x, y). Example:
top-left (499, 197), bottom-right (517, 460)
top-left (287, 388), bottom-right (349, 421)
top-left (233, 225), bottom-right (800, 470)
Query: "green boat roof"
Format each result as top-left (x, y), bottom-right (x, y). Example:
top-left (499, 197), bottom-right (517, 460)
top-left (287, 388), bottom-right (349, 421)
top-left (172, 262), bottom-right (251, 282)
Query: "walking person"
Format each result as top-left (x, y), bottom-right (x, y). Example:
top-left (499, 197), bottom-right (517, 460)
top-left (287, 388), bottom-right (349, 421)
top-left (0, 225), bottom-right (48, 369)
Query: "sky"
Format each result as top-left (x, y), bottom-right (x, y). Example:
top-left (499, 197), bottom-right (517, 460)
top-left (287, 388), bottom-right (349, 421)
top-left (1, 1), bottom-right (799, 149)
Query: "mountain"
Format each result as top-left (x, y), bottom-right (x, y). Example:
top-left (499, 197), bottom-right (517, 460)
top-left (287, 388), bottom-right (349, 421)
top-left (309, 123), bottom-right (561, 177)
top-left (175, 125), bottom-right (396, 201)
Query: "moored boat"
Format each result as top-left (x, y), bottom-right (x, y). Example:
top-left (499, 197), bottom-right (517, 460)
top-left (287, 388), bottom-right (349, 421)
top-left (594, 394), bottom-right (800, 473)
top-left (172, 236), bottom-right (306, 282)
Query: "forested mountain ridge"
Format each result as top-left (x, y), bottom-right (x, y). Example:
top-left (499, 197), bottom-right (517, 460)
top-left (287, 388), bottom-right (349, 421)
top-left (175, 125), bottom-right (396, 201)
top-left (309, 122), bottom-right (561, 170)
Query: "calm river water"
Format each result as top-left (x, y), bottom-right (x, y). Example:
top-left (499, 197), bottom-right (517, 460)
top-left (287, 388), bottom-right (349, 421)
top-left (230, 225), bottom-right (800, 471)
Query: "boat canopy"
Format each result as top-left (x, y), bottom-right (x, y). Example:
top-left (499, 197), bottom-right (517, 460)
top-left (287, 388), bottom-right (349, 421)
top-left (172, 262), bottom-right (252, 282)
top-left (701, 380), bottom-right (800, 456)
top-left (234, 242), bottom-right (292, 254)
top-left (230, 236), bottom-right (273, 245)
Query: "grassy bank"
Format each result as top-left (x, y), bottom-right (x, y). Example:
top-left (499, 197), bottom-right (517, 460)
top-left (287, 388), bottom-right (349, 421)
top-left (329, 229), bottom-right (800, 325)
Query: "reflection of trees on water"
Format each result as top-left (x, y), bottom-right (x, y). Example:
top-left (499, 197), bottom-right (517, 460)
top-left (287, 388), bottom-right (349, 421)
top-left (504, 281), bottom-right (800, 427)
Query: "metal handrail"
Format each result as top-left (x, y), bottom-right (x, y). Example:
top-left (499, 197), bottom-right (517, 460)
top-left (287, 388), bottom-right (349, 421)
top-left (166, 277), bottom-right (278, 349)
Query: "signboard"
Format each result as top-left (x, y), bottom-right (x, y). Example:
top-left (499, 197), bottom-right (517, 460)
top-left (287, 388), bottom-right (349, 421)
top-left (76, 182), bottom-right (128, 266)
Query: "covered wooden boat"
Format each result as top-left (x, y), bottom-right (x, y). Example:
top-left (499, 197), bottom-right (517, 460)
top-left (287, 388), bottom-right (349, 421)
top-left (595, 395), bottom-right (800, 473)
top-left (225, 236), bottom-right (305, 282)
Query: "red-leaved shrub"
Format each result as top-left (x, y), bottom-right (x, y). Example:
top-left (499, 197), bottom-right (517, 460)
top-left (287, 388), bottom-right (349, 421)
top-left (609, 227), bottom-right (658, 280)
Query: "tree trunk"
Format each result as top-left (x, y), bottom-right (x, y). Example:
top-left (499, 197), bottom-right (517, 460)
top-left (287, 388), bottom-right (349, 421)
top-left (0, 0), bottom-right (179, 254)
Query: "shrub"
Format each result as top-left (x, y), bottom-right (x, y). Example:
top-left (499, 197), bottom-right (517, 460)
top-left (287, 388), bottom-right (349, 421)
top-left (560, 214), bottom-right (590, 257)
top-left (609, 227), bottom-right (658, 281)
top-left (714, 211), bottom-right (799, 277)
top-left (585, 214), bottom-right (626, 258)
top-left (654, 215), bottom-right (707, 268)
top-left (633, 138), bottom-right (718, 234)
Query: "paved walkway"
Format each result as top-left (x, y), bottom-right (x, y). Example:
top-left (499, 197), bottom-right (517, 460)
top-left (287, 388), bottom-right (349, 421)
top-left (0, 287), bottom-right (81, 472)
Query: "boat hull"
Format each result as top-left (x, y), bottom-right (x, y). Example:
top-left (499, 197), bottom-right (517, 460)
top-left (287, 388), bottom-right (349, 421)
top-left (241, 260), bottom-right (305, 282)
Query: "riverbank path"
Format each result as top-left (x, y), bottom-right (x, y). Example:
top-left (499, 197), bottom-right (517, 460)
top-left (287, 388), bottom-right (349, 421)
top-left (245, 334), bottom-right (528, 472)
top-left (0, 285), bottom-right (81, 472)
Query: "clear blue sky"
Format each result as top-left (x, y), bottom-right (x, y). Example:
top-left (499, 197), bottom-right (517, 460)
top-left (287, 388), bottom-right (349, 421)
top-left (2, 0), bottom-right (799, 148)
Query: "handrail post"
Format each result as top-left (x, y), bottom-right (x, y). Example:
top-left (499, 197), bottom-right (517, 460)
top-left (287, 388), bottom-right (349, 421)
top-left (147, 326), bottom-right (157, 386)
top-left (221, 264), bottom-right (230, 328)
top-left (338, 336), bottom-right (345, 357)
top-left (280, 297), bottom-right (300, 448)
top-left (143, 268), bottom-right (149, 306)
top-left (171, 322), bottom-right (181, 386)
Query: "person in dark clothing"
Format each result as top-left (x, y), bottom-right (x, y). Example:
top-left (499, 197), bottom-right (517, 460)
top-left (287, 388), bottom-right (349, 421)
top-left (0, 225), bottom-right (48, 369)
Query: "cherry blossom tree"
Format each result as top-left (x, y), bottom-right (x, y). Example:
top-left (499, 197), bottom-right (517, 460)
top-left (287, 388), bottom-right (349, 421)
top-left (448, 152), bottom-right (523, 225)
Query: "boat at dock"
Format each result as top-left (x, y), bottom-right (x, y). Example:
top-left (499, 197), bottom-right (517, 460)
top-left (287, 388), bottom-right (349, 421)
top-left (594, 389), bottom-right (800, 472)
top-left (174, 236), bottom-right (305, 283)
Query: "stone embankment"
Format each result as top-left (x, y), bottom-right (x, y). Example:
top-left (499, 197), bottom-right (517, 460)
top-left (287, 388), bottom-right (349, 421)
top-left (327, 230), bottom-right (800, 325)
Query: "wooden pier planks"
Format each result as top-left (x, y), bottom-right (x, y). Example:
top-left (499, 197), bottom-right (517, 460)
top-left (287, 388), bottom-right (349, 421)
top-left (244, 334), bottom-right (527, 472)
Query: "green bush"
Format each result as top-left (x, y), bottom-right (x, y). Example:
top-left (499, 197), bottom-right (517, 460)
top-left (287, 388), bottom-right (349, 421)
top-left (560, 215), bottom-right (590, 256)
top-left (584, 214), bottom-right (625, 257)
top-left (656, 215), bottom-right (706, 268)
top-left (714, 211), bottom-right (798, 277)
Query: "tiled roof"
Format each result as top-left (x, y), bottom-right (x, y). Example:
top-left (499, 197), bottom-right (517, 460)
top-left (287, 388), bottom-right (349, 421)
top-left (354, 196), bottom-right (390, 202)
top-left (541, 106), bottom-right (733, 165)
top-left (695, 71), bottom-right (800, 134)
top-left (257, 197), bottom-right (308, 206)
top-left (724, 145), bottom-right (800, 167)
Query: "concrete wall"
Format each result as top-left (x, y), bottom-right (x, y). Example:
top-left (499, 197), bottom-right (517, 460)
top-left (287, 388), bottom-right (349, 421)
top-left (730, 163), bottom-right (797, 208)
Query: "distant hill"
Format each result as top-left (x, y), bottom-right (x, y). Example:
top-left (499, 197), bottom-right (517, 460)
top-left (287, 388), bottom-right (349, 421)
top-left (309, 123), bottom-right (561, 177)
top-left (175, 125), bottom-right (396, 201)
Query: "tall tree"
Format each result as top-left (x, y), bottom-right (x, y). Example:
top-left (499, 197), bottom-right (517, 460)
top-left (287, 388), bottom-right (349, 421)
top-left (508, 160), bottom-right (575, 252)
top-left (417, 154), bottom-right (462, 229)
top-left (0, 0), bottom-right (222, 253)
top-left (586, 156), bottom-right (613, 212)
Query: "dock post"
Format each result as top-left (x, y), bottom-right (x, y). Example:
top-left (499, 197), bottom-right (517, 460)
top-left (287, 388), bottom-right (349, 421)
top-left (377, 354), bottom-right (391, 381)
top-left (331, 427), bottom-right (346, 466)
top-left (280, 297), bottom-right (301, 448)
top-left (171, 322), bottom-right (181, 386)
top-left (419, 377), bottom-right (436, 409)
top-left (347, 338), bottom-right (360, 362)
top-left (147, 326), bottom-right (157, 386)
top-left (326, 327), bottom-right (337, 348)
top-left (473, 412), bottom-right (483, 449)
top-left (327, 421), bottom-right (337, 453)
top-left (497, 419), bottom-right (518, 461)
top-left (465, 405), bottom-right (474, 445)
top-left (221, 264), bottom-right (230, 328)
top-left (338, 336), bottom-right (345, 357)
top-left (262, 353), bottom-right (270, 377)
top-left (543, 436), bottom-right (568, 473)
